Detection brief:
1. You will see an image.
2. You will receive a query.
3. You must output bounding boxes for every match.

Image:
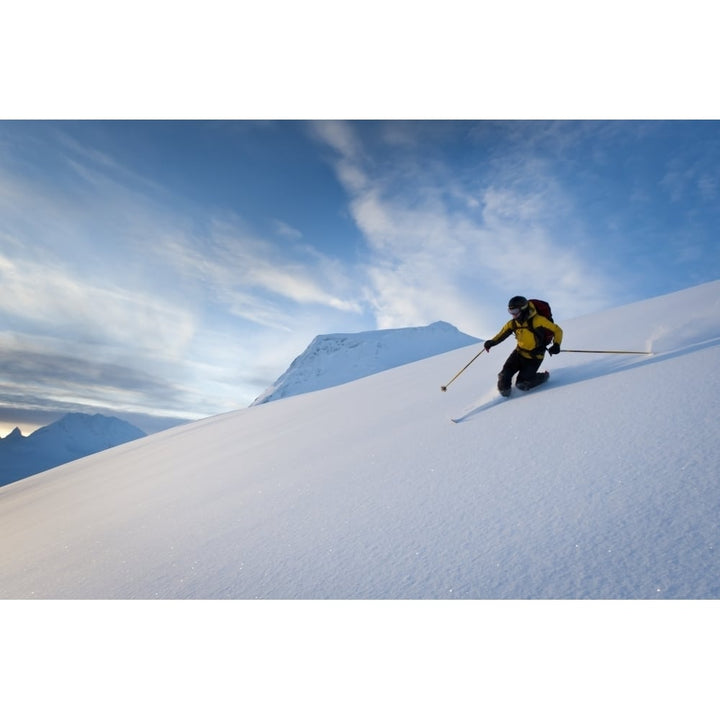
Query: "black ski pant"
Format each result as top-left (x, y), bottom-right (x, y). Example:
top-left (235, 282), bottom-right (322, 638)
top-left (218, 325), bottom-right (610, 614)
top-left (498, 349), bottom-right (545, 391)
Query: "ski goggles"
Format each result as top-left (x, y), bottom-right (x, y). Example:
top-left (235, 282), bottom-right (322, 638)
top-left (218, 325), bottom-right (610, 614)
top-left (508, 306), bottom-right (525, 316)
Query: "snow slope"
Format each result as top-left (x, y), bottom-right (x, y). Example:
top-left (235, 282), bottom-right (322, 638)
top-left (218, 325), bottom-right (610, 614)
top-left (1, 281), bottom-right (720, 599)
top-left (251, 320), bottom-right (478, 404)
top-left (0, 413), bottom-right (146, 487)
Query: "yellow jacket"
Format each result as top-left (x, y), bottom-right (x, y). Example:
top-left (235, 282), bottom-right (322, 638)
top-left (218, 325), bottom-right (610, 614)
top-left (488, 303), bottom-right (563, 359)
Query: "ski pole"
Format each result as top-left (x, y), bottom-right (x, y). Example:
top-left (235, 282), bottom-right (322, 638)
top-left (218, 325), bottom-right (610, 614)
top-left (559, 349), bottom-right (653, 355)
top-left (440, 348), bottom-right (486, 391)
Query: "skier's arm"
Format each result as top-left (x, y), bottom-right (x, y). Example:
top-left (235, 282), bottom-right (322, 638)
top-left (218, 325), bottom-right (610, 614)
top-left (535, 316), bottom-right (563, 345)
top-left (484, 321), bottom-right (514, 351)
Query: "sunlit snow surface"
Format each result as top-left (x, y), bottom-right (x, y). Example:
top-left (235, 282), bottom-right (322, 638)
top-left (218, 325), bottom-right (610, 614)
top-left (1, 281), bottom-right (719, 598)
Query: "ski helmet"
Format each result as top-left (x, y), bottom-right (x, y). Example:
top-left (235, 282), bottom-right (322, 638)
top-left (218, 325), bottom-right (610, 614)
top-left (508, 296), bottom-right (528, 311)
top-left (508, 295), bottom-right (529, 318)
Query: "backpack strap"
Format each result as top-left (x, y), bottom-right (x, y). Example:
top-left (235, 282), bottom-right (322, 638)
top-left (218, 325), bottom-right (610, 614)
top-left (513, 315), bottom-right (547, 355)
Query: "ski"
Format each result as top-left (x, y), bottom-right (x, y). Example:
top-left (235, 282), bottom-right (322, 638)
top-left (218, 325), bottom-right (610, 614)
top-left (450, 372), bottom-right (550, 423)
top-left (451, 395), bottom-right (509, 422)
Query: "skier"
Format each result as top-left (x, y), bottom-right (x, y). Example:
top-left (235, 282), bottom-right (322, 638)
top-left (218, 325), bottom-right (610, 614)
top-left (483, 296), bottom-right (563, 397)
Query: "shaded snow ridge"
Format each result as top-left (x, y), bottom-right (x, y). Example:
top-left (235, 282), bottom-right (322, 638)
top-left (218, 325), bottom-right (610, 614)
top-left (252, 321), bottom-right (479, 405)
top-left (0, 413), bottom-right (146, 487)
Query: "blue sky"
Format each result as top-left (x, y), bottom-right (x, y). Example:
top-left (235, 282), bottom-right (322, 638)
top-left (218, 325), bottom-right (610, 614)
top-left (1, 119), bottom-right (719, 434)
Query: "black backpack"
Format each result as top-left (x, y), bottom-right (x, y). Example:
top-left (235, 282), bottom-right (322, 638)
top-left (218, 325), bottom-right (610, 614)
top-left (516, 298), bottom-right (555, 347)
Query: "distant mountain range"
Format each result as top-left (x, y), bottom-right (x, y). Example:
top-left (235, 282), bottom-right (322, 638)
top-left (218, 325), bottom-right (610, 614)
top-left (0, 413), bottom-right (146, 487)
top-left (252, 321), bottom-right (479, 405)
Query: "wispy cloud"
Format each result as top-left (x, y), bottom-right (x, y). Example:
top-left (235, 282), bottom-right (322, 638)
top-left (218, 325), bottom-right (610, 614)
top-left (153, 216), bottom-right (364, 329)
top-left (0, 252), bottom-right (196, 356)
top-left (0, 123), bottom-right (370, 428)
top-left (661, 160), bottom-right (720, 205)
top-left (272, 219), bottom-right (303, 240)
top-left (311, 121), bottom-right (615, 336)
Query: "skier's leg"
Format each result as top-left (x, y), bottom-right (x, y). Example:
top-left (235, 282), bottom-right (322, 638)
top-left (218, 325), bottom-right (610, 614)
top-left (498, 350), bottom-right (521, 396)
top-left (516, 356), bottom-right (547, 390)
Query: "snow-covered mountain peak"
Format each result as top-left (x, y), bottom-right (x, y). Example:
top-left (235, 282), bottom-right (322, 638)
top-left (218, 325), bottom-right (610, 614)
top-left (1, 427), bottom-right (25, 442)
top-left (251, 320), bottom-right (479, 405)
top-left (29, 412), bottom-right (144, 445)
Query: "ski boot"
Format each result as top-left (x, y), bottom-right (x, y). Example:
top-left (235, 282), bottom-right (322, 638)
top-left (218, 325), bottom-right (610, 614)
top-left (497, 373), bottom-right (512, 397)
top-left (517, 371), bottom-right (549, 391)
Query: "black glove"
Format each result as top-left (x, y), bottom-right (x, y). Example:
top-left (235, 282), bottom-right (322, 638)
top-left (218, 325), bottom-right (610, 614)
top-left (548, 343), bottom-right (561, 355)
top-left (483, 340), bottom-right (494, 352)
